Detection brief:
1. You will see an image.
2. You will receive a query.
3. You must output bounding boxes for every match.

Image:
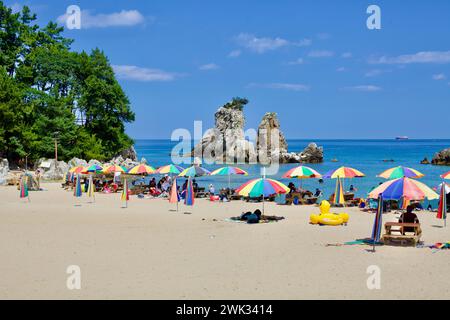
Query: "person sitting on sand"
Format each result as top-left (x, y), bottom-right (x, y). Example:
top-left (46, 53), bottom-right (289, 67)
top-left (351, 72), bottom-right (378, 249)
top-left (192, 179), bottom-right (199, 190)
top-left (349, 185), bottom-right (357, 192)
top-left (314, 188), bottom-right (322, 198)
top-left (209, 184), bottom-right (215, 196)
top-left (219, 188), bottom-right (229, 202)
top-left (149, 178), bottom-right (156, 188)
top-left (399, 205), bottom-right (420, 234)
top-left (288, 182), bottom-right (296, 194)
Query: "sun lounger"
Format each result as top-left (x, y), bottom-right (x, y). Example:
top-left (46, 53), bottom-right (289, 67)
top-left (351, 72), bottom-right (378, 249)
top-left (382, 222), bottom-right (422, 246)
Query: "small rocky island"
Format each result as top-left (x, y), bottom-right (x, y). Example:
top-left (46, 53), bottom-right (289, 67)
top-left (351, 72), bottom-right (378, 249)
top-left (191, 98), bottom-right (323, 164)
top-left (431, 148), bottom-right (450, 166)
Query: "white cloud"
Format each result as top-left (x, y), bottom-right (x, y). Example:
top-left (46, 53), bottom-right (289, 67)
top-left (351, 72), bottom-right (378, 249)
top-left (336, 67), bottom-right (346, 72)
top-left (112, 65), bottom-right (181, 82)
top-left (432, 73), bottom-right (446, 80)
top-left (370, 51), bottom-right (450, 64)
top-left (199, 63), bottom-right (219, 71)
top-left (308, 50), bottom-right (334, 58)
top-left (248, 82), bottom-right (310, 92)
top-left (341, 52), bottom-right (352, 58)
top-left (342, 85), bottom-right (381, 92)
top-left (57, 9), bottom-right (145, 29)
top-left (228, 50), bottom-right (241, 58)
top-left (287, 58), bottom-right (304, 65)
top-left (9, 2), bottom-right (23, 13)
top-left (235, 33), bottom-right (311, 54)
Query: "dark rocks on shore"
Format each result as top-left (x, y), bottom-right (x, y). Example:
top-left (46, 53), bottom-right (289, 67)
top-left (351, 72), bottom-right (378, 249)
top-left (420, 157), bottom-right (431, 165)
top-left (431, 148), bottom-right (450, 166)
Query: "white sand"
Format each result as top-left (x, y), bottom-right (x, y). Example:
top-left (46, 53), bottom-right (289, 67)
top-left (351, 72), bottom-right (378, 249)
top-left (0, 183), bottom-right (449, 300)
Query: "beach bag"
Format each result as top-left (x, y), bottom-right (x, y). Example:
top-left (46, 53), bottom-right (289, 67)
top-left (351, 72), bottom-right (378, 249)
top-left (246, 213), bottom-right (260, 224)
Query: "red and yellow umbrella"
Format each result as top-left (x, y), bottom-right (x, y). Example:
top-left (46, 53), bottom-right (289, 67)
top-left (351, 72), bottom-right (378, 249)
top-left (69, 166), bottom-right (85, 174)
top-left (103, 165), bottom-right (127, 174)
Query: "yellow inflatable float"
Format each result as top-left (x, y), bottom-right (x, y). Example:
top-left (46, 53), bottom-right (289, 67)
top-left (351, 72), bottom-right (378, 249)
top-left (310, 200), bottom-right (349, 226)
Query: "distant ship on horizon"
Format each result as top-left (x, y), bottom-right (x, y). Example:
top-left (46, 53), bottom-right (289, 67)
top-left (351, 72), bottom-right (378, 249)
top-left (395, 136), bottom-right (409, 140)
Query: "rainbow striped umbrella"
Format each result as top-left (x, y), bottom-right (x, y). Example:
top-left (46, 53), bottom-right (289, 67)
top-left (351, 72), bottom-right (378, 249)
top-left (102, 165), bottom-right (127, 174)
top-left (69, 166), bottom-right (85, 174)
top-left (236, 178), bottom-right (289, 215)
top-left (83, 164), bottom-right (103, 174)
top-left (156, 164), bottom-right (185, 175)
top-left (378, 166), bottom-right (424, 179)
top-left (127, 164), bottom-right (156, 175)
top-left (211, 166), bottom-right (248, 191)
top-left (441, 171), bottom-right (450, 179)
top-left (323, 166), bottom-right (365, 179)
top-left (178, 165), bottom-right (210, 178)
top-left (236, 178), bottom-right (290, 198)
top-left (282, 166), bottom-right (321, 179)
top-left (368, 177), bottom-right (439, 201)
top-left (437, 183), bottom-right (447, 226)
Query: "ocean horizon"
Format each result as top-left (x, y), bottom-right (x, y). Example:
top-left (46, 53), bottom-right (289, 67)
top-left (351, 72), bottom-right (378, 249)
top-left (135, 139), bottom-right (450, 205)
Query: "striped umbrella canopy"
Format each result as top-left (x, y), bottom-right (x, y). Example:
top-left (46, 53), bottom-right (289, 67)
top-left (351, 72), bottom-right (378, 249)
top-left (156, 164), bottom-right (185, 175)
top-left (121, 178), bottom-right (129, 208)
top-left (83, 164), bottom-right (103, 174)
top-left (236, 178), bottom-right (289, 215)
top-left (441, 171), bottom-right (450, 179)
top-left (282, 166), bottom-right (321, 179)
top-left (69, 166), bottom-right (85, 174)
top-left (323, 166), bottom-right (365, 179)
top-left (127, 164), bottom-right (156, 175)
top-left (236, 178), bottom-right (290, 198)
top-left (368, 177), bottom-right (439, 201)
top-left (334, 176), bottom-right (345, 205)
top-left (210, 166), bottom-right (248, 176)
top-left (19, 176), bottom-right (29, 199)
top-left (378, 166), bottom-right (424, 179)
top-left (436, 183), bottom-right (450, 194)
top-left (184, 177), bottom-right (195, 206)
top-left (178, 165), bottom-right (211, 178)
top-left (102, 165), bottom-right (127, 174)
top-left (73, 174), bottom-right (83, 198)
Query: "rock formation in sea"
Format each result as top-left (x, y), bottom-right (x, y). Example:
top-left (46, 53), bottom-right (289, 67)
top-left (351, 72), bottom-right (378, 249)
top-left (192, 99), bottom-right (323, 164)
top-left (431, 148), bottom-right (450, 165)
top-left (256, 112), bottom-right (323, 164)
top-left (420, 157), bottom-right (430, 165)
top-left (191, 98), bottom-right (257, 163)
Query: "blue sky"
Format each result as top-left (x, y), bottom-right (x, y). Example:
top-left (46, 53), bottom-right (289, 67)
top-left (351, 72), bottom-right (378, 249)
top-left (7, 0), bottom-right (450, 139)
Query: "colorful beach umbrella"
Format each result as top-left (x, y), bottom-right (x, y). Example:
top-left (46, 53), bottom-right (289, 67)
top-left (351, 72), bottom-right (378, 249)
top-left (184, 177), bottom-right (195, 206)
top-left (19, 176), bottom-right (29, 201)
top-left (282, 166), bottom-right (322, 179)
top-left (69, 166), bottom-right (86, 174)
top-left (156, 164), bottom-right (185, 175)
top-left (73, 174), bottom-right (82, 198)
top-left (127, 164), bottom-right (156, 175)
top-left (121, 178), bottom-right (129, 208)
top-left (441, 171), bottom-right (450, 180)
top-left (83, 164), bottom-right (103, 174)
top-left (371, 194), bottom-right (384, 251)
top-left (323, 166), bottom-right (365, 179)
top-left (87, 174), bottom-right (95, 202)
top-left (210, 166), bottom-right (248, 192)
top-left (378, 166), bottom-right (424, 179)
top-left (333, 176), bottom-right (345, 205)
top-left (437, 182), bottom-right (447, 226)
top-left (178, 165), bottom-right (211, 178)
top-left (236, 178), bottom-right (289, 215)
top-left (368, 177), bottom-right (439, 201)
top-left (102, 165), bottom-right (127, 174)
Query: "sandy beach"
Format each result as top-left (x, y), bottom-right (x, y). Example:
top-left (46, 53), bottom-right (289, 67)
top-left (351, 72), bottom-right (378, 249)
top-left (1, 183), bottom-right (449, 300)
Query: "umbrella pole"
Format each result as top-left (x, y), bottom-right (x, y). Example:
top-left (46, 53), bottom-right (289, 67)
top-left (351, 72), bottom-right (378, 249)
top-left (228, 174), bottom-right (231, 197)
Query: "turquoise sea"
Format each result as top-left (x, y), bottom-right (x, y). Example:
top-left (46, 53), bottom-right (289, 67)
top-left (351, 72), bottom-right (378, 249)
top-left (135, 139), bottom-right (450, 206)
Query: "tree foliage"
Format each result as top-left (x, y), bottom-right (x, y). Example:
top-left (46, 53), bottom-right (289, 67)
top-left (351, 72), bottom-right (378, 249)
top-left (0, 2), bottom-right (134, 164)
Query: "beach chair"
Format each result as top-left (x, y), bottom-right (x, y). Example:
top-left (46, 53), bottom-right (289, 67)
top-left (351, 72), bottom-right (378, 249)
top-left (382, 222), bottom-right (422, 246)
